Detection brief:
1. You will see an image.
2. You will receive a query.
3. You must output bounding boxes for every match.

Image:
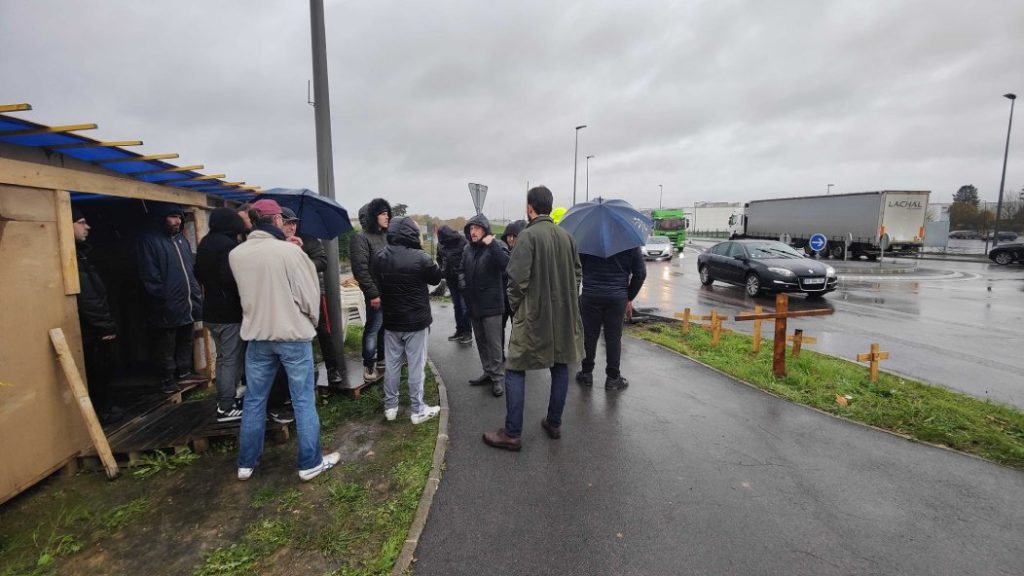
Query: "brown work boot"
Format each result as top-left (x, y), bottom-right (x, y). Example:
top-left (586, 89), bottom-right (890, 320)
top-left (482, 428), bottom-right (522, 451)
top-left (541, 417), bottom-right (561, 439)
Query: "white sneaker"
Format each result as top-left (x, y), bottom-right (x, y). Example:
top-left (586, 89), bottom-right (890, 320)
top-left (238, 467), bottom-right (254, 481)
top-left (298, 452), bottom-right (341, 481)
top-left (410, 405), bottom-right (441, 425)
top-left (384, 408), bottom-right (398, 422)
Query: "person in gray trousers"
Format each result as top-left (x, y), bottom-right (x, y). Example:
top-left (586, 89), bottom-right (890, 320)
top-left (462, 213), bottom-right (511, 397)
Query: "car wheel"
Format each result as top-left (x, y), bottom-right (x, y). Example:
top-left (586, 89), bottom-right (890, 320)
top-left (745, 273), bottom-right (761, 297)
top-left (830, 244), bottom-right (845, 259)
top-left (993, 251), bottom-right (1013, 265)
top-left (699, 265), bottom-right (714, 286)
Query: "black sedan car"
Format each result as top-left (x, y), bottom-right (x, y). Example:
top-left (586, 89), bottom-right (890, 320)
top-left (698, 240), bottom-right (838, 298)
top-left (988, 243), bottom-right (1024, 266)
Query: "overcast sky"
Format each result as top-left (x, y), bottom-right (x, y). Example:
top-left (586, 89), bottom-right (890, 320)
top-left (3, 0), bottom-right (1023, 218)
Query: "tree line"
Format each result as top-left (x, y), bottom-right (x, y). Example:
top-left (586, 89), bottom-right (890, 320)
top-left (949, 184), bottom-right (1024, 232)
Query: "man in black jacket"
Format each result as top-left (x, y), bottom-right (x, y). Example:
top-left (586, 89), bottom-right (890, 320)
top-left (575, 248), bottom-right (647, 390)
top-left (462, 214), bottom-right (510, 397)
top-left (137, 203), bottom-right (204, 394)
top-left (73, 208), bottom-right (123, 424)
top-left (372, 217), bottom-right (443, 424)
top-left (436, 225), bottom-right (472, 343)
top-left (349, 198), bottom-right (392, 383)
top-left (196, 207), bottom-right (246, 422)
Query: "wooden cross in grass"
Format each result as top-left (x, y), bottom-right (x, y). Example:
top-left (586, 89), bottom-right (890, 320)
top-left (673, 308), bottom-right (732, 345)
top-left (739, 304), bottom-right (773, 353)
top-left (734, 294), bottom-right (833, 376)
top-left (674, 308), bottom-right (695, 334)
top-left (786, 329), bottom-right (817, 357)
top-left (857, 343), bottom-right (889, 382)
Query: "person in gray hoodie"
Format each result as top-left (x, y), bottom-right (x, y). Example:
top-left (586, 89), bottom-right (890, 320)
top-left (462, 213), bottom-right (510, 397)
top-left (349, 198), bottom-right (392, 383)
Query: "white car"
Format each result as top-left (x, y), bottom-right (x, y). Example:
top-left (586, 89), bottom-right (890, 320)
top-left (643, 235), bottom-right (674, 260)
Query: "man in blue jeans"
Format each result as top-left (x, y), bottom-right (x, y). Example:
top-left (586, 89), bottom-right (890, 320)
top-left (350, 199), bottom-right (392, 382)
top-left (229, 199), bottom-right (339, 481)
top-left (483, 186), bottom-right (584, 451)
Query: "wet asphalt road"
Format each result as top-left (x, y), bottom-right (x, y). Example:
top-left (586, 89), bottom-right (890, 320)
top-left (413, 308), bottom-right (1024, 576)
top-left (635, 243), bottom-right (1024, 409)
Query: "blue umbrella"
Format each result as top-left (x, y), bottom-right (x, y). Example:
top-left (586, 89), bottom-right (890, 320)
top-left (558, 197), bottom-right (652, 257)
top-left (259, 188), bottom-right (353, 239)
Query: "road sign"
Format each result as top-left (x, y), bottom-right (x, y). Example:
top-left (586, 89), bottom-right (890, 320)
top-left (879, 232), bottom-right (891, 252)
top-left (809, 233), bottom-right (828, 253)
top-left (468, 183), bottom-right (488, 215)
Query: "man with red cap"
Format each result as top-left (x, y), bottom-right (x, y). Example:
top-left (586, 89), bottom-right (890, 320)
top-left (229, 199), bottom-right (339, 481)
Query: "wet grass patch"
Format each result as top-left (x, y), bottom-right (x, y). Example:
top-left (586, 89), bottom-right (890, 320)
top-left (628, 322), bottom-right (1024, 469)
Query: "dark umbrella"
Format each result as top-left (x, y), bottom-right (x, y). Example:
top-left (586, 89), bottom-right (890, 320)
top-left (558, 197), bottom-right (652, 257)
top-left (258, 188), bottom-right (353, 239)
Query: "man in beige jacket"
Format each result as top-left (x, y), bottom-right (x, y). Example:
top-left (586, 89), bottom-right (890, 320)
top-left (229, 198), bottom-right (339, 482)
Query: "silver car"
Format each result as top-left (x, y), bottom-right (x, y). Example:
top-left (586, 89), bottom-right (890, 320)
top-left (643, 235), bottom-right (673, 261)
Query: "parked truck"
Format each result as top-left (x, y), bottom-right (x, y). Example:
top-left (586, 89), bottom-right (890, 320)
top-left (650, 208), bottom-right (689, 251)
top-left (728, 190), bottom-right (930, 260)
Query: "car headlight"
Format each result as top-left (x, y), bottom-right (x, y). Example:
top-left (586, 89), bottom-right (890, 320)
top-left (825, 266), bottom-right (836, 277)
top-left (767, 267), bottom-right (795, 277)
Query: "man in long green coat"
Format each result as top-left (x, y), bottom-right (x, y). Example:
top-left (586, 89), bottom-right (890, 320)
top-left (483, 186), bottom-right (584, 451)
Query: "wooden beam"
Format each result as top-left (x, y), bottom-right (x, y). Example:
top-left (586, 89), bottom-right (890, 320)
top-left (773, 294), bottom-right (788, 376)
top-left (0, 103), bottom-right (32, 113)
top-left (0, 156), bottom-right (210, 207)
top-left (735, 309), bottom-right (834, 321)
top-left (0, 123), bottom-right (97, 136)
top-left (54, 190), bottom-right (80, 295)
top-left (95, 153), bottom-right (179, 164)
top-left (134, 164), bottom-right (203, 175)
top-left (48, 140), bottom-right (143, 150)
top-left (48, 328), bottom-right (120, 480)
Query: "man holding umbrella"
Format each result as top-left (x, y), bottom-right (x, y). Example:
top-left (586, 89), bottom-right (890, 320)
top-left (483, 186), bottom-right (584, 451)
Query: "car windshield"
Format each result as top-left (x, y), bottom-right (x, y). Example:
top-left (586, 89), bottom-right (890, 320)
top-left (647, 236), bottom-right (671, 245)
top-left (745, 242), bottom-right (803, 259)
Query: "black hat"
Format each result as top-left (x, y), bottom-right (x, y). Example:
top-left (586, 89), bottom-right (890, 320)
top-left (71, 207), bottom-right (86, 223)
top-left (281, 207), bottom-right (299, 222)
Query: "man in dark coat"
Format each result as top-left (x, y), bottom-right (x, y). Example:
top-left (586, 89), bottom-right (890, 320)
top-left (436, 224), bottom-right (472, 343)
top-left (196, 207), bottom-right (246, 421)
top-left (349, 198), bottom-right (392, 383)
top-left (371, 217), bottom-right (443, 425)
top-left (576, 248), bottom-right (647, 390)
top-left (282, 208), bottom-right (346, 386)
top-left (137, 203), bottom-right (204, 394)
top-left (499, 219), bottom-right (527, 329)
top-left (73, 208), bottom-right (123, 424)
top-left (462, 214), bottom-right (510, 397)
top-left (484, 186), bottom-right (584, 451)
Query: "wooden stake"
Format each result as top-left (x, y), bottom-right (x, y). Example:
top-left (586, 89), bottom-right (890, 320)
top-left (48, 328), bottom-right (119, 479)
top-left (786, 330), bottom-right (817, 357)
top-left (734, 294), bottom-right (833, 377)
top-left (673, 308), bottom-right (692, 334)
top-left (856, 343), bottom-right (890, 382)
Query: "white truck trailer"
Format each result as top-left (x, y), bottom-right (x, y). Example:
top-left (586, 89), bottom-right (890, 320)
top-left (729, 190), bottom-right (930, 259)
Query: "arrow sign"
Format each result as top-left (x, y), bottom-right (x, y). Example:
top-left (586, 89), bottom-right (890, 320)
top-left (809, 233), bottom-right (828, 253)
top-left (468, 183), bottom-right (488, 215)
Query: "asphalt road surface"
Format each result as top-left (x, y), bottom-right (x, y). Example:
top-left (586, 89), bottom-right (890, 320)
top-left (635, 243), bottom-right (1024, 409)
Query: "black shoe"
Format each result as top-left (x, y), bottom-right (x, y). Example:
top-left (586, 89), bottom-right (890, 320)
top-left (605, 376), bottom-right (629, 390)
top-left (468, 375), bottom-right (491, 386)
top-left (457, 332), bottom-right (474, 345)
top-left (541, 417), bottom-right (561, 439)
top-left (268, 409), bottom-right (295, 424)
top-left (575, 371), bottom-right (593, 386)
top-left (216, 405), bottom-right (243, 423)
top-left (176, 371), bottom-right (207, 385)
top-left (447, 331), bottom-right (461, 341)
top-left (327, 368), bottom-right (345, 386)
top-left (491, 380), bottom-right (505, 397)
top-left (161, 380), bottom-right (181, 394)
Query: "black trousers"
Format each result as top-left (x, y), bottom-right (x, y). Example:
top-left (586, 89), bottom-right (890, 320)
top-left (580, 295), bottom-right (627, 379)
top-left (83, 338), bottom-right (115, 412)
top-left (315, 295), bottom-right (341, 372)
top-left (154, 324), bottom-right (194, 382)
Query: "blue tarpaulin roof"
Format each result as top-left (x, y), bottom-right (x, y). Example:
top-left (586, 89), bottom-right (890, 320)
top-left (0, 104), bottom-right (262, 201)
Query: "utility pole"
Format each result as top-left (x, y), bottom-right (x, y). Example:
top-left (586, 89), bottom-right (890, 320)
top-left (572, 125), bottom-right (586, 206)
top-left (994, 93), bottom-right (1016, 247)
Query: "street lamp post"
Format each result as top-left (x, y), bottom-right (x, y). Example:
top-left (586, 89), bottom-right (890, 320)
top-left (994, 93), bottom-right (1016, 247)
top-left (659, 184), bottom-right (663, 209)
top-left (573, 125), bottom-right (587, 206)
top-left (585, 155), bottom-right (594, 201)
top-left (827, 183), bottom-right (834, 195)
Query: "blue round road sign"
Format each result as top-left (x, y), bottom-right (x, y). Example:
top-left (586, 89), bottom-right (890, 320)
top-left (809, 233), bottom-right (828, 253)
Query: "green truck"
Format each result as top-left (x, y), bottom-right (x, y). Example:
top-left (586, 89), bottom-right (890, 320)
top-left (650, 209), bottom-right (689, 251)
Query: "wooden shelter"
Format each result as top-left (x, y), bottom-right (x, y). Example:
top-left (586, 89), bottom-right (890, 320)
top-left (0, 104), bottom-right (260, 504)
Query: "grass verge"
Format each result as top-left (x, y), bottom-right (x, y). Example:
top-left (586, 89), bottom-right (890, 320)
top-left (628, 322), bottom-right (1024, 469)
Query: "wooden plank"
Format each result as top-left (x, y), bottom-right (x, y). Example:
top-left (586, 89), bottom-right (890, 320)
top-left (1, 123), bottom-right (97, 136)
top-left (53, 190), bottom-right (80, 295)
top-left (0, 156), bottom-right (210, 207)
top-left (735, 309), bottom-right (833, 321)
top-left (773, 294), bottom-right (789, 376)
top-left (0, 103), bottom-right (31, 113)
top-left (48, 328), bottom-right (119, 479)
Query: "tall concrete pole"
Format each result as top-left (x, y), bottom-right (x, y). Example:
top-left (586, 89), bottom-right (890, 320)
top-left (310, 0), bottom-right (346, 385)
top-left (994, 93), bottom-right (1016, 247)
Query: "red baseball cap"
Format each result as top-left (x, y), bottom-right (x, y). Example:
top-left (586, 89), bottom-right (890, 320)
top-left (251, 198), bottom-right (283, 217)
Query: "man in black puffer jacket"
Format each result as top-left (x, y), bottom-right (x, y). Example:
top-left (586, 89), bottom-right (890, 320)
top-left (436, 225), bottom-right (472, 343)
top-left (461, 213), bottom-right (510, 397)
top-left (575, 247), bottom-right (647, 390)
top-left (349, 198), bottom-right (392, 383)
top-left (372, 217), bottom-right (443, 425)
top-left (137, 202), bottom-right (204, 394)
top-left (196, 207), bottom-right (246, 422)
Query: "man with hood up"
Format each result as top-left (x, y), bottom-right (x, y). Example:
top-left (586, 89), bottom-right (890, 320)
top-left (461, 214), bottom-right (511, 397)
top-left (436, 224), bottom-right (472, 343)
top-left (196, 207), bottom-right (247, 422)
top-left (137, 202), bottom-right (204, 394)
top-left (372, 217), bottom-right (443, 425)
top-left (349, 198), bottom-right (392, 383)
